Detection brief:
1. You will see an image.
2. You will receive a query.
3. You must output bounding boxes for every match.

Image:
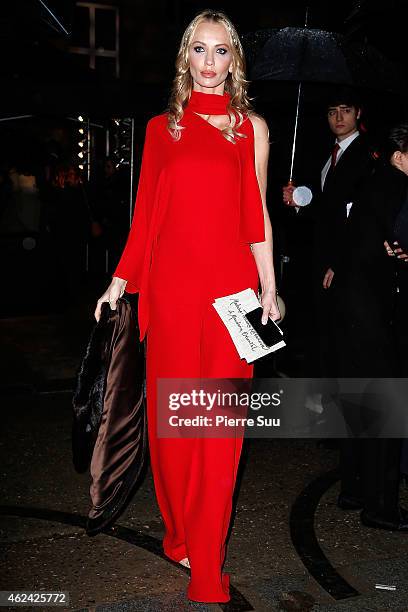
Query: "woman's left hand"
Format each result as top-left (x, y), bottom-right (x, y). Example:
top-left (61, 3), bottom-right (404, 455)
top-left (260, 290), bottom-right (281, 324)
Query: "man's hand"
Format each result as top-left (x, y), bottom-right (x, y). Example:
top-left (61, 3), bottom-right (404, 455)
top-left (282, 181), bottom-right (297, 207)
top-left (323, 267), bottom-right (334, 289)
top-left (384, 240), bottom-right (408, 261)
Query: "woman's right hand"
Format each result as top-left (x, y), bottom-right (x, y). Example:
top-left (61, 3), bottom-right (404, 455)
top-left (94, 277), bottom-right (127, 322)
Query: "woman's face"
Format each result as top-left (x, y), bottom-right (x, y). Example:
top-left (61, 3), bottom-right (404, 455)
top-left (188, 21), bottom-right (233, 93)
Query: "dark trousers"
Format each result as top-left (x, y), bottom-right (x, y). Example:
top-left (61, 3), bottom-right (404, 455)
top-left (331, 280), bottom-right (402, 517)
top-left (394, 275), bottom-right (408, 377)
top-left (395, 273), bottom-right (408, 476)
top-left (303, 265), bottom-right (336, 378)
top-left (340, 438), bottom-right (402, 518)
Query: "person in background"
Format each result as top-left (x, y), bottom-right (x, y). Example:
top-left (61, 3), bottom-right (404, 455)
top-left (384, 123), bottom-right (408, 501)
top-left (44, 164), bottom-right (93, 299)
top-left (89, 157), bottom-right (129, 276)
top-left (384, 124), bottom-right (408, 375)
top-left (315, 122), bottom-right (408, 531)
top-left (282, 87), bottom-right (375, 380)
top-left (2, 161), bottom-right (43, 235)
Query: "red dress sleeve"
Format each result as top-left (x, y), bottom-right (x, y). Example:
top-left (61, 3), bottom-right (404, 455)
top-left (113, 118), bottom-right (157, 292)
top-left (238, 115), bottom-right (266, 244)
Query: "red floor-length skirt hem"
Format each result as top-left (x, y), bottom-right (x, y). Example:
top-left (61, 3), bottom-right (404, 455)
top-left (145, 238), bottom-right (258, 603)
top-left (187, 572), bottom-right (231, 603)
top-left (163, 547), bottom-right (231, 602)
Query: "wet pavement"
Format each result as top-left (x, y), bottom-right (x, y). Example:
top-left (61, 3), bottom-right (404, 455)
top-left (1, 300), bottom-right (408, 612)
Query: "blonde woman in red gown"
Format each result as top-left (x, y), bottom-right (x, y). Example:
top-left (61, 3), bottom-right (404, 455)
top-left (95, 9), bottom-right (279, 604)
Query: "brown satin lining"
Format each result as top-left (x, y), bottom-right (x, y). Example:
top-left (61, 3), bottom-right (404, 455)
top-left (89, 299), bottom-right (146, 518)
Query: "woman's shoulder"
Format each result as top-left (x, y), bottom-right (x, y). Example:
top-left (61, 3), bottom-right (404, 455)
top-left (245, 112), bottom-right (269, 141)
top-left (146, 112), bottom-right (168, 131)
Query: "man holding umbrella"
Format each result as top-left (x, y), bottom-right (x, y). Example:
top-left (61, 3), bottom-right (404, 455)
top-left (283, 86), bottom-right (375, 380)
top-left (245, 22), bottom-right (405, 378)
top-left (282, 88), bottom-right (383, 521)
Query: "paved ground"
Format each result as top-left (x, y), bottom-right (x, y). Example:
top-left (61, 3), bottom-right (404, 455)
top-left (2, 299), bottom-right (408, 612)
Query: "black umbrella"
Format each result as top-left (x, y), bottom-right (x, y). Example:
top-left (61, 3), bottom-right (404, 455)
top-left (246, 27), bottom-right (405, 92)
top-left (243, 24), bottom-right (407, 181)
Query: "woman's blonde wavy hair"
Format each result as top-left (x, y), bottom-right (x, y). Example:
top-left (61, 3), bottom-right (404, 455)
top-left (166, 9), bottom-right (254, 144)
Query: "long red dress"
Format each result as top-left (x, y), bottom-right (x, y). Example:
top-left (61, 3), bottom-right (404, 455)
top-left (114, 90), bottom-right (265, 602)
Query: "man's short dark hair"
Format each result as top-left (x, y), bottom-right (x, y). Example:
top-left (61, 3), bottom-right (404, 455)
top-left (325, 86), bottom-right (361, 111)
top-left (388, 123), bottom-right (408, 155)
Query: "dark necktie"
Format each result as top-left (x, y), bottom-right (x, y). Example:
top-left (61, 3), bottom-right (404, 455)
top-left (330, 143), bottom-right (341, 170)
top-left (324, 143), bottom-right (341, 188)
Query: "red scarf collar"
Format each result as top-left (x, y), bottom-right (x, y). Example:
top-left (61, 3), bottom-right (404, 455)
top-left (186, 90), bottom-right (231, 115)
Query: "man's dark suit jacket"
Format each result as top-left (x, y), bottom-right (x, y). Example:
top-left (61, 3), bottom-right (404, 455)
top-left (277, 133), bottom-right (375, 376)
top-left (281, 134), bottom-right (375, 279)
top-left (314, 134), bottom-right (375, 276)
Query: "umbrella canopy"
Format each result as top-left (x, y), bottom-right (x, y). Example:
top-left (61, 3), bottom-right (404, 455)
top-left (242, 26), bottom-right (408, 182)
top-left (244, 27), bottom-right (407, 95)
